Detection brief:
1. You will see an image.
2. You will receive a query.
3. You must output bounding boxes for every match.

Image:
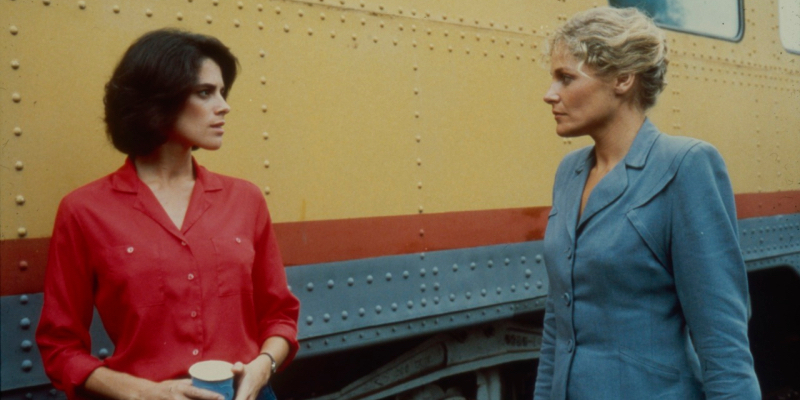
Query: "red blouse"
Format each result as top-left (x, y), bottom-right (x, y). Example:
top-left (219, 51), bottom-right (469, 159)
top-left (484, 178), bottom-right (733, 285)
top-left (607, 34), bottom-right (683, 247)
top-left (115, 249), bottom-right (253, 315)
top-left (36, 158), bottom-right (300, 399)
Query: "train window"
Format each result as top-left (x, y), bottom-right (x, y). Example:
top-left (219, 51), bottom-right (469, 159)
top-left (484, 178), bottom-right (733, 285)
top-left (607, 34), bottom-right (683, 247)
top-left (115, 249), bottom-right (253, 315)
top-left (779, 0), bottom-right (800, 54)
top-left (609, 0), bottom-right (743, 41)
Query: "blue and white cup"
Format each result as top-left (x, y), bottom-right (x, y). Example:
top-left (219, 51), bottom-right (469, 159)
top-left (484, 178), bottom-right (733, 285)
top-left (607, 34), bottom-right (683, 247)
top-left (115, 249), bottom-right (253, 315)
top-left (189, 360), bottom-right (235, 400)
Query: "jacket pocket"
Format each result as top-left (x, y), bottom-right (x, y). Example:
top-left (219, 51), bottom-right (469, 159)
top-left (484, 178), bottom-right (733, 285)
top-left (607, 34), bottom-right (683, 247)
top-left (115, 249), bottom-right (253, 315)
top-left (618, 349), bottom-right (699, 399)
top-left (212, 236), bottom-right (256, 297)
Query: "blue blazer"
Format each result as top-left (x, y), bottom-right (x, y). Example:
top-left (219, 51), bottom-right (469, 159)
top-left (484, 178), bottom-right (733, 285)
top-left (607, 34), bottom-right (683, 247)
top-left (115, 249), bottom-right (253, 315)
top-left (533, 120), bottom-right (760, 400)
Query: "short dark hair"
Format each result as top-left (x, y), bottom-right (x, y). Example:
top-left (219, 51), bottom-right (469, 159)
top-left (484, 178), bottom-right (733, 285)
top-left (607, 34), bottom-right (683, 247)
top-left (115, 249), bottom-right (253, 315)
top-left (104, 29), bottom-right (238, 156)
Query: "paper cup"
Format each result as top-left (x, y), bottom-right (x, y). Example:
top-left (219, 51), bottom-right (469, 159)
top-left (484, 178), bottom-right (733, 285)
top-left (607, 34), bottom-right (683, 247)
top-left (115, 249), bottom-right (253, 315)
top-left (189, 360), bottom-right (235, 400)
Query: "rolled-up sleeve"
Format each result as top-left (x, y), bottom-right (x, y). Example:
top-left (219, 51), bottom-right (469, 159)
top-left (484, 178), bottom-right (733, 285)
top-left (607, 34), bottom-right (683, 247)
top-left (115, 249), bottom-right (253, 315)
top-left (252, 196), bottom-right (300, 370)
top-left (670, 142), bottom-right (760, 399)
top-left (35, 198), bottom-right (104, 399)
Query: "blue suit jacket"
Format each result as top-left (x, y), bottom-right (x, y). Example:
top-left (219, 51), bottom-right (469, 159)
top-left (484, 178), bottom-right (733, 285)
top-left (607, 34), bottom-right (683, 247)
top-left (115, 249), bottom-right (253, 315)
top-left (533, 120), bottom-right (760, 399)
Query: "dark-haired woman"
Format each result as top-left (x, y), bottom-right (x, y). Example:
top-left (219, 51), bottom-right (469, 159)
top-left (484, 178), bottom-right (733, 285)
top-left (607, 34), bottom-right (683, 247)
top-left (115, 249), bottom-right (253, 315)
top-left (534, 7), bottom-right (760, 400)
top-left (36, 29), bottom-right (299, 400)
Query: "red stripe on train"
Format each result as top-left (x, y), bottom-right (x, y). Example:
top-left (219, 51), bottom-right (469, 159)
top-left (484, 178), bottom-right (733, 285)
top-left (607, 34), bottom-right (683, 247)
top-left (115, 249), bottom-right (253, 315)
top-left (2, 191), bottom-right (797, 296)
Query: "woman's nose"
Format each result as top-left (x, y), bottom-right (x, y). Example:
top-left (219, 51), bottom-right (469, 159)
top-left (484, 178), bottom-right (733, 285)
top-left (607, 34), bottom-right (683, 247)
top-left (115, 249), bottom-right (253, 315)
top-left (543, 83), bottom-right (559, 104)
top-left (217, 97), bottom-right (231, 115)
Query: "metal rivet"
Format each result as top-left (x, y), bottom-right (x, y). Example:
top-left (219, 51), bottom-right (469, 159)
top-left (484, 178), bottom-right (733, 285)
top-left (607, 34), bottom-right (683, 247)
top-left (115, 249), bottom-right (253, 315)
top-left (347, 277), bottom-right (355, 286)
top-left (22, 360), bottom-right (33, 372)
top-left (308, 28), bottom-right (314, 36)
top-left (306, 282), bottom-right (314, 291)
top-left (366, 275), bottom-right (373, 284)
top-left (262, 104), bottom-right (268, 112)
top-left (420, 268), bottom-right (426, 277)
top-left (306, 316), bottom-right (313, 325)
top-left (497, 287), bottom-right (502, 294)
top-left (420, 284), bottom-right (427, 292)
top-left (264, 160), bottom-right (270, 168)
top-left (481, 289), bottom-right (487, 297)
top-left (385, 273), bottom-right (392, 281)
top-left (20, 318), bottom-right (31, 329)
top-left (16, 195), bottom-right (25, 205)
top-left (452, 264), bottom-right (458, 272)
top-left (487, 260), bottom-right (494, 268)
top-left (20, 294), bottom-right (29, 304)
top-left (341, 311), bottom-right (348, 320)
top-left (466, 292), bottom-right (472, 299)
top-left (536, 280), bottom-right (543, 289)
top-left (260, 76), bottom-right (267, 84)
top-left (327, 280), bottom-right (334, 289)
top-left (521, 256), bottom-right (527, 264)
top-left (449, 294), bottom-right (456, 301)
top-left (433, 283), bottom-right (440, 291)
top-left (237, 1), bottom-right (244, 9)
top-left (212, 0), bottom-right (219, 5)
top-left (19, 260), bottom-right (28, 270)
top-left (12, 92), bottom-right (22, 102)
top-left (359, 308), bottom-right (366, 316)
top-left (421, 298), bottom-right (427, 307)
top-left (525, 282), bottom-right (531, 290)
top-left (176, 12), bottom-right (183, 20)
top-left (10, 25), bottom-right (19, 35)
top-left (470, 262), bottom-right (477, 270)
top-left (78, 1), bottom-right (86, 9)
top-left (113, 5), bottom-right (120, 13)
top-left (21, 340), bottom-right (33, 351)
top-left (505, 258), bottom-right (510, 265)
top-left (258, 21), bottom-right (264, 29)
top-left (419, 229), bottom-right (424, 236)
top-left (206, 15), bottom-right (213, 24)
top-left (11, 59), bottom-right (20, 69)
top-left (98, 348), bottom-right (109, 359)
top-left (14, 126), bottom-right (23, 136)
top-left (375, 305), bottom-right (382, 314)
top-left (511, 285), bottom-right (517, 292)
top-left (407, 301), bottom-right (413, 309)
top-left (264, 186), bottom-right (271, 195)
top-left (323, 313), bottom-right (330, 322)
top-left (15, 161), bottom-right (24, 171)
top-left (234, 19), bottom-right (241, 27)
top-left (18, 227), bottom-right (27, 237)
top-left (525, 269), bottom-right (532, 278)
top-left (145, 9), bottom-right (153, 17)
top-left (259, 49), bottom-right (266, 58)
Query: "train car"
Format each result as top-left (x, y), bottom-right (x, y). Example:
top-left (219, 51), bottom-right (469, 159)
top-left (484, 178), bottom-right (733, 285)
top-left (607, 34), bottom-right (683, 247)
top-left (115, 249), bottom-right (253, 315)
top-left (1, 0), bottom-right (798, 399)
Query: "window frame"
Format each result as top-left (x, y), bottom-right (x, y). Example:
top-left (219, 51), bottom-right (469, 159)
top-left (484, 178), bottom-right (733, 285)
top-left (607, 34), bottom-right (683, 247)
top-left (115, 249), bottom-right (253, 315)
top-left (608, 0), bottom-right (745, 42)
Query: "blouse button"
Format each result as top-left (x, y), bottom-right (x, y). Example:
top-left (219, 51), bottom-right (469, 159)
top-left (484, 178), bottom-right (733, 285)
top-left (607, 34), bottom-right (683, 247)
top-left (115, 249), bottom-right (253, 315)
top-left (191, 311), bottom-right (198, 318)
top-left (181, 241), bottom-right (187, 246)
top-left (563, 293), bottom-right (571, 307)
top-left (188, 273), bottom-right (195, 280)
top-left (192, 349), bottom-right (199, 356)
top-left (126, 246), bottom-right (134, 253)
top-left (567, 339), bottom-right (574, 353)
top-left (235, 237), bottom-right (242, 244)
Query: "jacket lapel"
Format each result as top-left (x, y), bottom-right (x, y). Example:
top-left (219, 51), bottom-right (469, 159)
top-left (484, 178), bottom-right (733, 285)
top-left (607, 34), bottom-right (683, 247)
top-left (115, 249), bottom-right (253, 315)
top-left (575, 119), bottom-right (659, 233)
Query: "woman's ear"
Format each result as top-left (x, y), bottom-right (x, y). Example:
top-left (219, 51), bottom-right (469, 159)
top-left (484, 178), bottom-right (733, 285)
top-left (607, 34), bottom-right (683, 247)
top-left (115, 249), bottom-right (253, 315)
top-left (614, 73), bottom-right (636, 95)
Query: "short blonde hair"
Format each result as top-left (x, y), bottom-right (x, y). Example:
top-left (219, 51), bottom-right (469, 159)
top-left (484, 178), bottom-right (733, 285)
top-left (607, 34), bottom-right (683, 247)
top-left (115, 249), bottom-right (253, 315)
top-left (548, 7), bottom-right (669, 110)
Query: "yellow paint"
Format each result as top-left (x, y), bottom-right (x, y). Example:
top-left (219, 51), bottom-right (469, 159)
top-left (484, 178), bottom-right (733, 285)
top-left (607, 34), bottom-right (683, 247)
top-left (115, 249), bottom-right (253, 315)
top-left (1, 0), bottom-right (798, 240)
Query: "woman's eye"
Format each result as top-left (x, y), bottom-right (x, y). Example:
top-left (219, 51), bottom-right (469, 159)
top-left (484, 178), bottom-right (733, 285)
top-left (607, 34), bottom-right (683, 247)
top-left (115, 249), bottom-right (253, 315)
top-left (198, 90), bottom-right (210, 97)
top-left (562, 75), bottom-right (574, 84)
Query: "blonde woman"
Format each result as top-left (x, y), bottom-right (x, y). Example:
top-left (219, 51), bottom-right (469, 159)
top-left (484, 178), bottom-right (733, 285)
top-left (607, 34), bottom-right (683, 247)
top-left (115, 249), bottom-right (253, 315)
top-left (534, 7), bottom-right (760, 399)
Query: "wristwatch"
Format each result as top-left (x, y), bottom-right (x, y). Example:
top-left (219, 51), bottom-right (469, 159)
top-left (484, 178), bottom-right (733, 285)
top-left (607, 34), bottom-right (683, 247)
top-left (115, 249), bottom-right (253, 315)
top-left (260, 352), bottom-right (277, 374)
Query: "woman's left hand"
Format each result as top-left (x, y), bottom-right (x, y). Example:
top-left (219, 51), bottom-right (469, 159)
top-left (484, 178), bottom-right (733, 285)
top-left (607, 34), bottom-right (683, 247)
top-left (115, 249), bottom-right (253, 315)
top-left (231, 356), bottom-right (272, 400)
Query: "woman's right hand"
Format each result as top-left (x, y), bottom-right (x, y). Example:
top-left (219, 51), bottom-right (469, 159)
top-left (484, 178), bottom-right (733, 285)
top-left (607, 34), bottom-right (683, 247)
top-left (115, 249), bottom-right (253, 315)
top-left (84, 368), bottom-right (225, 400)
top-left (139, 379), bottom-right (225, 400)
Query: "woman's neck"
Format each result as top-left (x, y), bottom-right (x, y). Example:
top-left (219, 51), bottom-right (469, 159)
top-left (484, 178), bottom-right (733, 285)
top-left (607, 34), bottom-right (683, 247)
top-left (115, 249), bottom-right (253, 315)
top-left (590, 106), bottom-right (646, 173)
top-left (134, 142), bottom-right (195, 184)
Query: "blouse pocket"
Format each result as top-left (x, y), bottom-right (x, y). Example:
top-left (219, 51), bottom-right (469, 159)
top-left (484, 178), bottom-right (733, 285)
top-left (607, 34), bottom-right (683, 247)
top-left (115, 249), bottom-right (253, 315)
top-left (211, 236), bottom-right (256, 297)
top-left (101, 243), bottom-right (166, 308)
